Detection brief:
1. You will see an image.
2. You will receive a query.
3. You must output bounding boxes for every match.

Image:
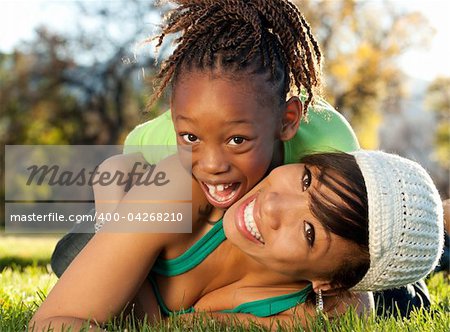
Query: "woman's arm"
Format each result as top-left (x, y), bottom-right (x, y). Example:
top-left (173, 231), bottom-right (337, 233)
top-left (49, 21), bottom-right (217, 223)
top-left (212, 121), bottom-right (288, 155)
top-left (289, 291), bottom-right (373, 328)
top-left (178, 291), bottom-right (373, 330)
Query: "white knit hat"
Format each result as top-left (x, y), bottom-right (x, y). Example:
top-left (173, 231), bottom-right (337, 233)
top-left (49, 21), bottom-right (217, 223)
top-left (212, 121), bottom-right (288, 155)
top-left (351, 150), bottom-right (444, 292)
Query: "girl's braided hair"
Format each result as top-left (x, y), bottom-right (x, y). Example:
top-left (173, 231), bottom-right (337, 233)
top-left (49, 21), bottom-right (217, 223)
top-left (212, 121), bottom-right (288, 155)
top-left (149, 0), bottom-right (322, 114)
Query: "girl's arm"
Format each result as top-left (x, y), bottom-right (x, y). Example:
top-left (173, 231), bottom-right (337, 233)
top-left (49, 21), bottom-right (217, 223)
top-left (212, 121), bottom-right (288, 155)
top-left (93, 153), bottom-right (148, 218)
top-left (30, 156), bottom-right (193, 331)
top-left (30, 232), bottom-right (165, 331)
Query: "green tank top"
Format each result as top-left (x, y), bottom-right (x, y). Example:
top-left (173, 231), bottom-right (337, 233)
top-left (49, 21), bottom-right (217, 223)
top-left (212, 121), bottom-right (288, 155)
top-left (149, 219), bottom-right (312, 317)
top-left (127, 99), bottom-right (351, 316)
top-left (123, 99), bottom-right (359, 164)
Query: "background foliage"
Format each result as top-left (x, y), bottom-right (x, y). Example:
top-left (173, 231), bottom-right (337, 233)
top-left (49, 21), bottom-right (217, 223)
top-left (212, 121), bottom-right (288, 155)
top-left (1, 0), bottom-right (449, 224)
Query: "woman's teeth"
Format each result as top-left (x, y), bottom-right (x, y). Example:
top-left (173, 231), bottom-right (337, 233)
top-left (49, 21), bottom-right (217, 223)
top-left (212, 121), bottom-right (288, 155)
top-left (244, 199), bottom-right (264, 243)
top-left (205, 183), bottom-right (237, 202)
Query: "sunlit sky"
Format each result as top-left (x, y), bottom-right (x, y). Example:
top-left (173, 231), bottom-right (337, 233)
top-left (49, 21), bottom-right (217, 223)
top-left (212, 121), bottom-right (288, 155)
top-left (0, 0), bottom-right (449, 82)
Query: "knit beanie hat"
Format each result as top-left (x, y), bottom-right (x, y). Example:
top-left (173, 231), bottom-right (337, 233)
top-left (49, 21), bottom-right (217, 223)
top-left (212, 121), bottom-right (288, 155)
top-left (351, 150), bottom-right (444, 292)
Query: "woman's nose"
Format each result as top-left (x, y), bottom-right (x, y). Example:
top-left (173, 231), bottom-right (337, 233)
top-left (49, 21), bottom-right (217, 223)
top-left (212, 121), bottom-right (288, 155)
top-left (262, 191), bottom-right (288, 230)
top-left (262, 191), bottom-right (307, 230)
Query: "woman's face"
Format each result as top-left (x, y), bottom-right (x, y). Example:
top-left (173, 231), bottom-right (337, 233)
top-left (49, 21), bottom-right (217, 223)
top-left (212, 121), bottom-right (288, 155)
top-left (223, 163), bottom-right (360, 283)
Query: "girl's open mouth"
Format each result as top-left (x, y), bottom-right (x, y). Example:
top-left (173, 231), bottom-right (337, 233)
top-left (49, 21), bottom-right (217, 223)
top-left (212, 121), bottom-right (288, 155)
top-left (201, 182), bottom-right (241, 208)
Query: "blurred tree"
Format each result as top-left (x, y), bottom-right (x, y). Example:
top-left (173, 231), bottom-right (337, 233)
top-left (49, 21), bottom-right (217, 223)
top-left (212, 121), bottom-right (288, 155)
top-left (0, 0), bottom-right (166, 227)
top-left (51, 0), bottom-right (168, 144)
top-left (1, 0), bottom-right (166, 147)
top-left (1, 31), bottom-right (83, 146)
top-left (425, 77), bottom-right (450, 169)
top-left (294, 0), bottom-right (433, 148)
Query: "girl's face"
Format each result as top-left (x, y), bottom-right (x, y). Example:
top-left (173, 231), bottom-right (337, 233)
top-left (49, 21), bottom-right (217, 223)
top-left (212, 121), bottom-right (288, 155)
top-left (172, 71), bottom-right (292, 209)
top-left (223, 163), bottom-right (359, 284)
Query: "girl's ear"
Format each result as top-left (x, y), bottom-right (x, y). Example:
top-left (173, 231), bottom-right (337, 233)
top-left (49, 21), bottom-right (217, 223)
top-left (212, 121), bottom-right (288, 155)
top-left (280, 96), bottom-right (303, 141)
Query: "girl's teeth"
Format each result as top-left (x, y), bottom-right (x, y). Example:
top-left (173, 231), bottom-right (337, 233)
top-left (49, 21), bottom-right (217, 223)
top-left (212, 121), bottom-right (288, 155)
top-left (204, 183), bottom-right (237, 203)
top-left (206, 183), bottom-right (233, 192)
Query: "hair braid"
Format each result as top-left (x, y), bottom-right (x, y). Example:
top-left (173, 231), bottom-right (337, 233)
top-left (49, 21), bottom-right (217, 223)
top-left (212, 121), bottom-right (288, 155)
top-left (148, 0), bottom-right (322, 113)
top-left (281, 1), bottom-right (321, 109)
top-left (259, 0), bottom-right (320, 112)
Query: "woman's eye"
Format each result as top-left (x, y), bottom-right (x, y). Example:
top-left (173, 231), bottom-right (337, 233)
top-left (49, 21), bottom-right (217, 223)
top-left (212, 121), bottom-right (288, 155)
top-left (181, 134), bottom-right (199, 144)
top-left (302, 166), bottom-right (311, 191)
top-left (228, 137), bottom-right (246, 145)
top-left (304, 221), bottom-right (315, 248)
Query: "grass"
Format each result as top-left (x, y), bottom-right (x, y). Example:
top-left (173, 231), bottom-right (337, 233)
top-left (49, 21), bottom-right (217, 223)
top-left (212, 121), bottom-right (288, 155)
top-left (1, 235), bottom-right (449, 331)
top-left (0, 234), bottom-right (60, 270)
top-left (1, 265), bottom-right (56, 332)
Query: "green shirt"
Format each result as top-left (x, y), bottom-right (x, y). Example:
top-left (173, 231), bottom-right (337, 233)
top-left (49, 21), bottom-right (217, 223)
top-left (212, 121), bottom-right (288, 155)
top-left (123, 99), bottom-right (359, 163)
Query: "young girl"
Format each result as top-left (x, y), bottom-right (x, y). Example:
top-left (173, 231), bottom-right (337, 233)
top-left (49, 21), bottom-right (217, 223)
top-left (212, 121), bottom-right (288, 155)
top-left (123, 0), bottom-right (359, 214)
top-left (31, 150), bottom-right (444, 331)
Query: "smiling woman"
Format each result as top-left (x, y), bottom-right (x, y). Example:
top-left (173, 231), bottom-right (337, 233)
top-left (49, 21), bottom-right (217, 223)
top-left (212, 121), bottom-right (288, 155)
top-left (30, 149), bottom-right (443, 330)
top-left (222, 154), bottom-right (370, 292)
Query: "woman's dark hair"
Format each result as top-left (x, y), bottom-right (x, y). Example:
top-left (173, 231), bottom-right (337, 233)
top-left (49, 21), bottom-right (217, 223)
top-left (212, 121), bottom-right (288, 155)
top-left (149, 0), bottom-right (322, 113)
top-left (301, 152), bottom-right (370, 291)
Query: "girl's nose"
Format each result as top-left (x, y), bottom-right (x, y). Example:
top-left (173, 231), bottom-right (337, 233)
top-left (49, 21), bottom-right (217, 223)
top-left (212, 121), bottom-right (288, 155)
top-left (198, 146), bottom-right (230, 175)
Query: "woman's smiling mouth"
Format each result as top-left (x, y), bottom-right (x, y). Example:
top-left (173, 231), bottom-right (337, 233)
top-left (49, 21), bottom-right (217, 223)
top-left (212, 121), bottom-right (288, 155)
top-left (235, 196), bottom-right (265, 244)
top-left (244, 199), bottom-right (264, 243)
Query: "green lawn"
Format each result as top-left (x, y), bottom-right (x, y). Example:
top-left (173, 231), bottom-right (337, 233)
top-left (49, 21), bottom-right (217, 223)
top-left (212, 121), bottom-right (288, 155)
top-left (0, 234), bottom-right (60, 270)
top-left (1, 235), bottom-right (449, 331)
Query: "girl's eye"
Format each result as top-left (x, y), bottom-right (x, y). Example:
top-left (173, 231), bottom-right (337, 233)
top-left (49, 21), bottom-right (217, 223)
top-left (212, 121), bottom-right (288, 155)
top-left (304, 221), bottom-right (315, 248)
top-left (228, 137), bottom-right (246, 146)
top-left (302, 166), bottom-right (311, 191)
top-left (181, 134), bottom-right (199, 144)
